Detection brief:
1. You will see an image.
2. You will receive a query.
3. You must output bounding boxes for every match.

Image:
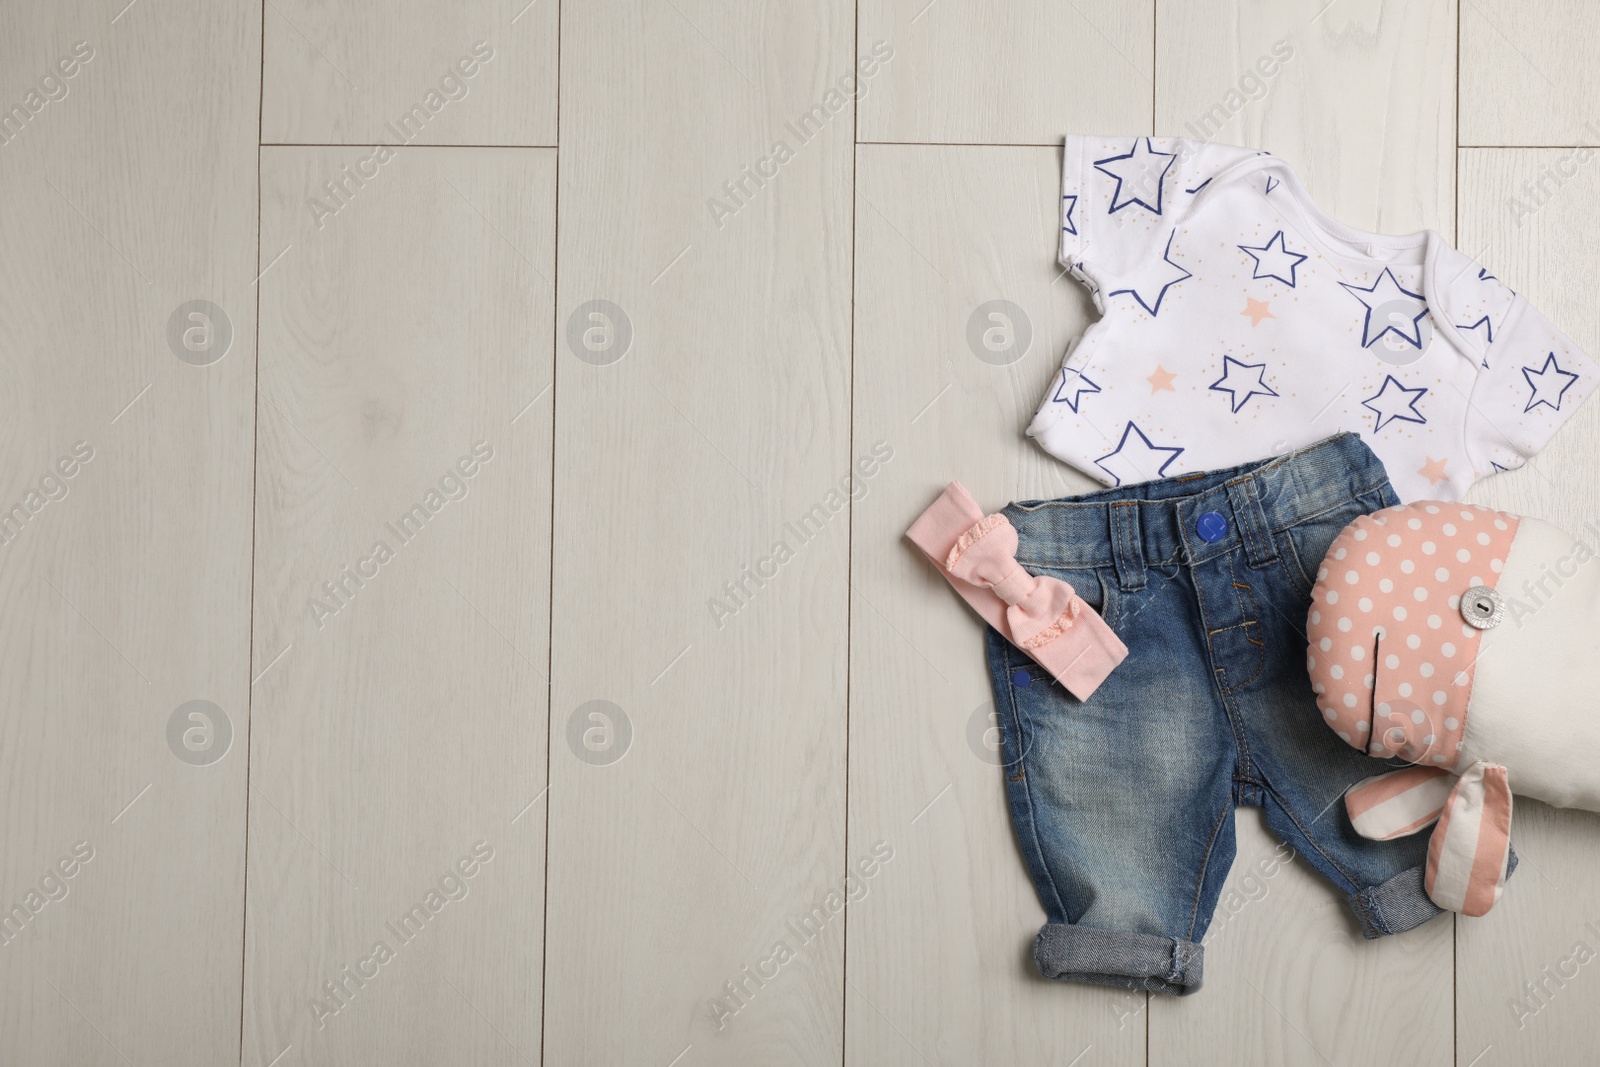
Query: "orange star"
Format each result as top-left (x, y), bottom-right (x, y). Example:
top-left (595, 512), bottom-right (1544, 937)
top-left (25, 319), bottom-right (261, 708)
top-left (1146, 365), bottom-right (1177, 393)
top-left (1418, 456), bottom-right (1449, 484)
top-left (1241, 298), bottom-right (1274, 326)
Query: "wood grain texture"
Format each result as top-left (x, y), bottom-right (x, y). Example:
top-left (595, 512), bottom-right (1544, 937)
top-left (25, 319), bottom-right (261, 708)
top-left (848, 142), bottom-right (1139, 1066)
top-left (1461, 1), bottom-right (1600, 147)
top-left (1157, 0), bottom-right (1456, 238)
top-left (0, 1), bottom-right (259, 1063)
top-left (262, 0), bottom-right (557, 146)
top-left (543, 1), bottom-right (855, 1063)
top-left (245, 146), bottom-right (554, 1066)
top-left (1456, 147), bottom-right (1600, 1067)
top-left (856, 0), bottom-right (1153, 145)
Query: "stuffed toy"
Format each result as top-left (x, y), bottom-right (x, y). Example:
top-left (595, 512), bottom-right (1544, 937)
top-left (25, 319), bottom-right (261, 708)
top-left (1304, 501), bottom-right (1600, 916)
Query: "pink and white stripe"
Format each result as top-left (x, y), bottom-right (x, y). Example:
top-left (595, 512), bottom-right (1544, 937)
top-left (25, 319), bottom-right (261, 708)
top-left (1345, 766), bottom-right (1456, 840)
top-left (1425, 762), bottom-right (1513, 917)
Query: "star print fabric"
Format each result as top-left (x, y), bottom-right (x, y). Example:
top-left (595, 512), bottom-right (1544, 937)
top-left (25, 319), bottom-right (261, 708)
top-left (1032, 135), bottom-right (1597, 502)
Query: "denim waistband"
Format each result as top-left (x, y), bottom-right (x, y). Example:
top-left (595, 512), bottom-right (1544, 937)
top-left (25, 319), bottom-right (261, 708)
top-left (1005, 433), bottom-right (1390, 570)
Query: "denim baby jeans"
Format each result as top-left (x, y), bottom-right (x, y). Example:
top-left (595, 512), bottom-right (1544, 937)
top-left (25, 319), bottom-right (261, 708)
top-left (985, 434), bottom-right (1454, 995)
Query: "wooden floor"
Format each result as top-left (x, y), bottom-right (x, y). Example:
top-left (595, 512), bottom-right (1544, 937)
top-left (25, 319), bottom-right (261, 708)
top-left (3, 0), bottom-right (1598, 1063)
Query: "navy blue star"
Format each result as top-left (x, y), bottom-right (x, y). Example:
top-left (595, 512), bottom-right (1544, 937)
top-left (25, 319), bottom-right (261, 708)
top-left (1061, 193), bottom-right (1078, 236)
top-left (1361, 375), bottom-right (1429, 432)
top-left (1341, 268), bottom-right (1430, 349)
top-left (1209, 356), bottom-right (1279, 413)
top-left (1238, 230), bottom-right (1307, 287)
top-left (1052, 368), bottom-right (1101, 413)
top-left (1093, 138), bottom-right (1176, 215)
top-left (1107, 230), bottom-right (1192, 316)
top-left (1523, 352), bottom-right (1579, 413)
top-left (1457, 315), bottom-right (1494, 345)
top-left (1094, 422), bottom-right (1184, 487)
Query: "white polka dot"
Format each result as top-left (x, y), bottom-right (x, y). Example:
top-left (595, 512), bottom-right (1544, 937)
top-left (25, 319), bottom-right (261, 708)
top-left (1364, 674), bottom-right (1374, 689)
top-left (1445, 717), bottom-right (1459, 730)
top-left (1330, 664), bottom-right (1344, 679)
top-left (1326, 590), bottom-right (1339, 604)
top-left (1366, 552), bottom-right (1381, 565)
top-left (1442, 642), bottom-right (1456, 657)
top-left (1490, 559), bottom-right (1503, 573)
top-left (1426, 505), bottom-right (1440, 514)
top-left (1456, 548), bottom-right (1471, 563)
top-left (1310, 610), bottom-right (1321, 623)
top-left (1401, 560), bottom-right (1415, 574)
top-left (1377, 702), bottom-right (1392, 717)
top-left (1460, 510), bottom-right (1475, 521)
top-left (1425, 734), bottom-right (1437, 745)
top-left (1411, 709), bottom-right (1425, 723)
top-left (1413, 586), bottom-right (1428, 601)
top-left (1432, 692), bottom-right (1447, 706)
top-left (1462, 624), bottom-right (1475, 638)
top-left (1433, 754), bottom-right (1449, 763)
top-left (1394, 606), bottom-right (1408, 621)
top-left (1369, 744), bottom-right (1385, 755)
top-left (1476, 532), bottom-right (1491, 545)
top-left (1453, 672), bottom-right (1469, 687)
top-left (1343, 693), bottom-right (1357, 707)
top-left (1421, 541), bottom-right (1437, 555)
top-left (1379, 578), bottom-right (1394, 593)
top-left (1337, 617), bottom-right (1353, 631)
top-left (1334, 547), bottom-right (1348, 560)
top-left (1357, 720), bottom-right (1369, 732)
top-left (1319, 637), bottom-right (1332, 651)
top-left (1324, 707), bottom-right (1337, 721)
top-left (1408, 518), bottom-right (1422, 530)
top-left (1398, 682), bottom-right (1413, 697)
top-left (1345, 570), bottom-right (1360, 584)
top-left (1307, 655), bottom-right (1317, 669)
top-left (1353, 528), bottom-right (1368, 541)
top-left (1313, 682), bottom-right (1326, 694)
top-left (1448, 595), bottom-right (1460, 609)
top-left (1434, 567), bottom-right (1450, 582)
top-left (1358, 597), bottom-right (1373, 612)
top-left (1443, 523), bottom-right (1456, 535)
top-left (1427, 614), bottom-right (1442, 629)
top-left (1494, 519), bottom-right (1508, 530)
top-left (1318, 567), bottom-right (1328, 580)
top-left (1420, 662), bottom-right (1434, 677)
top-left (1351, 645), bottom-right (1365, 660)
top-left (1385, 654), bottom-right (1400, 669)
top-left (1387, 534), bottom-right (1402, 547)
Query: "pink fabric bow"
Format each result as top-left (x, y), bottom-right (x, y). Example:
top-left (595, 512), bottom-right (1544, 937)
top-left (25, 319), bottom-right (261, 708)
top-left (907, 482), bottom-right (1126, 700)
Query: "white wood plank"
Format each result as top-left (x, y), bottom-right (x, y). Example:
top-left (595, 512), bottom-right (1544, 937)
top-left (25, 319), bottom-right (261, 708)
top-left (848, 142), bottom-right (1140, 1066)
top-left (262, 0), bottom-right (557, 146)
top-left (1148, 3), bottom-right (1459, 1062)
top-left (0, 2), bottom-right (259, 1063)
top-left (244, 145), bottom-right (554, 1066)
top-left (1157, 0), bottom-right (1455, 237)
top-left (1461, 0), bottom-right (1600, 147)
top-left (544, 1), bottom-right (855, 1063)
top-left (1456, 147), bottom-right (1600, 1067)
top-left (857, 0), bottom-right (1153, 145)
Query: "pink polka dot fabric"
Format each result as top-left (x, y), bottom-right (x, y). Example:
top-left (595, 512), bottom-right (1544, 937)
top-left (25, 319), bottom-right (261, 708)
top-left (1305, 502), bottom-right (1519, 770)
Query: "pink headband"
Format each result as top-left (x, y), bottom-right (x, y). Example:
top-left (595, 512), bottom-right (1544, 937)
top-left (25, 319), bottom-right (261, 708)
top-left (907, 483), bottom-right (1126, 700)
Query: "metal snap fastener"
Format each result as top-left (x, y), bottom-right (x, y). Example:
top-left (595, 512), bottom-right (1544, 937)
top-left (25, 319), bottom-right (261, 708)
top-left (1196, 510), bottom-right (1230, 543)
top-left (1460, 585), bottom-right (1504, 630)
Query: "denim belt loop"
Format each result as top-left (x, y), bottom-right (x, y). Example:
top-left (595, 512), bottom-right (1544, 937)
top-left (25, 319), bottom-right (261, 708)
top-left (1108, 501), bottom-right (1147, 591)
top-left (1226, 477), bottom-right (1278, 569)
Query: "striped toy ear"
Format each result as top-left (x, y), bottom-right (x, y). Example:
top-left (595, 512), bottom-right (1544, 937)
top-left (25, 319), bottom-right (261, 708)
top-left (1426, 762), bottom-right (1513, 917)
top-left (1345, 766), bottom-right (1456, 840)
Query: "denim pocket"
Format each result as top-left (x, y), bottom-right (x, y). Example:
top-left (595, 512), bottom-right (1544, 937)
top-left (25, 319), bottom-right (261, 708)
top-left (1028, 563), bottom-right (1116, 631)
top-left (1280, 486), bottom-right (1395, 597)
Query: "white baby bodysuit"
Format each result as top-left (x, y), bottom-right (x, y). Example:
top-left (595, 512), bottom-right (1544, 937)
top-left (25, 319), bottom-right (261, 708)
top-left (1029, 136), bottom-right (1596, 501)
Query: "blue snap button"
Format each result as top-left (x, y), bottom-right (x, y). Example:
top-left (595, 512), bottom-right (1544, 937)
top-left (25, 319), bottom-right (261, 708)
top-left (1012, 668), bottom-right (1032, 687)
top-left (1196, 510), bottom-right (1230, 543)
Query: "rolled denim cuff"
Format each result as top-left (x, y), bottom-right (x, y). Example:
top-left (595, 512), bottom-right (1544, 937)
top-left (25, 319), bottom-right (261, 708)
top-left (1033, 924), bottom-right (1204, 996)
